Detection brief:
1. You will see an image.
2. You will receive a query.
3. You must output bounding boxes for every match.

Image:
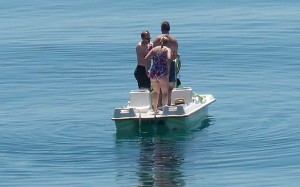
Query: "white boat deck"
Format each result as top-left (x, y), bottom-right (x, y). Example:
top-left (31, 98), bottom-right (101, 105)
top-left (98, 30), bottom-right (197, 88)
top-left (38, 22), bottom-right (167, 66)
top-left (112, 88), bottom-right (215, 121)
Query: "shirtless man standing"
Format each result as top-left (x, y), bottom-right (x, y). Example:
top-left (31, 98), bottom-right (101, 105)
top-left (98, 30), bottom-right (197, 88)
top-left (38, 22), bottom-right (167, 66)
top-left (153, 21), bottom-right (179, 105)
top-left (134, 31), bottom-right (153, 90)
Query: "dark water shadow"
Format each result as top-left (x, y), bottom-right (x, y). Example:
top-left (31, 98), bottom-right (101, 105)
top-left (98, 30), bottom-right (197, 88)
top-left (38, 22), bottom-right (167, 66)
top-left (115, 116), bottom-right (215, 186)
top-left (115, 115), bottom-right (214, 139)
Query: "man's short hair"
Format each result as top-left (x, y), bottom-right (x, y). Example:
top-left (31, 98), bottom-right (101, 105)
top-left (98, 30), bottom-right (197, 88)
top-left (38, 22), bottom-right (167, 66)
top-left (141, 31), bottom-right (149, 39)
top-left (161, 21), bottom-right (170, 32)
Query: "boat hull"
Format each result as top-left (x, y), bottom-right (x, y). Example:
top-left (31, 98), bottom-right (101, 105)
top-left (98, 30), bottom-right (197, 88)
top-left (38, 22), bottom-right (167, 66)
top-left (114, 105), bottom-right (209, 132)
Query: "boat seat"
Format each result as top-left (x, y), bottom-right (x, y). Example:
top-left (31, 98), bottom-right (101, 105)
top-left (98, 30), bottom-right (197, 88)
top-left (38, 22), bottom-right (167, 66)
top-left (130, 90), bottom-right (151, 111)
top-left (171, 88), bottom-right (192, 105)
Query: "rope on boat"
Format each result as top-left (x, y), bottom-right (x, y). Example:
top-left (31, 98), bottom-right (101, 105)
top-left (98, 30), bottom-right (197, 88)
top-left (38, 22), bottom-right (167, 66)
top-left (153, 109), bottom-right (157, 126)
top-left (135, 108), bottom-right (142, 134)
top-left (193, 92), bottom-right (206, 103)
top-left (135, 108), bottom-right (141, 126)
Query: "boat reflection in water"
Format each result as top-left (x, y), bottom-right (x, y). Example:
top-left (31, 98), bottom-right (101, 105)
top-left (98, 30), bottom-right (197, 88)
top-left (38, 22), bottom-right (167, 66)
top-left (115, 116), bottom-right (214, 186)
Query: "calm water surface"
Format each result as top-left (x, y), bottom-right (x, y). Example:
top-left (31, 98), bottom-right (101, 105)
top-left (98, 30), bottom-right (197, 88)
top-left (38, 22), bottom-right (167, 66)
top-left (1, 1), bottom-right (300, 186)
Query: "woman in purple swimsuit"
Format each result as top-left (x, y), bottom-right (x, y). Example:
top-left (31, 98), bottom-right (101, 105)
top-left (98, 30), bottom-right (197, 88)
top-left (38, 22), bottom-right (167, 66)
top-left (144, 37), bottom-right (172, 113)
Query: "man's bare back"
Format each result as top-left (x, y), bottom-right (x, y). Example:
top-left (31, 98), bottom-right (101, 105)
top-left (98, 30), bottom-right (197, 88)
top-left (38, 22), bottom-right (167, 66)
top-left (153, 21), bottom-right (178, 60)
top-left (153, 34), bottom-right (178, 60)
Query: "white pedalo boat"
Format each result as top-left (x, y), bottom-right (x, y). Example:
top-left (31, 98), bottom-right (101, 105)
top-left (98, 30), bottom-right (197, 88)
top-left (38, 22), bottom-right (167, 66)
top-left (112, 87), bottom-right (216, 131)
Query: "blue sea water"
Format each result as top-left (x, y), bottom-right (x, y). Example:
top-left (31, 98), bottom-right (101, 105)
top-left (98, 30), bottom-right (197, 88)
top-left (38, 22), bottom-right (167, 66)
top-left (1, 1), bottom-right (300, 186)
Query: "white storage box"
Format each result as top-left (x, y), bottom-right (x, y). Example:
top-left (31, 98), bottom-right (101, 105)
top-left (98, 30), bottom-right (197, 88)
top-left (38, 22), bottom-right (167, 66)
top-left (130, 90), bottom-right (151, 108)
top-left (171, 88), bottom-right (192, 105)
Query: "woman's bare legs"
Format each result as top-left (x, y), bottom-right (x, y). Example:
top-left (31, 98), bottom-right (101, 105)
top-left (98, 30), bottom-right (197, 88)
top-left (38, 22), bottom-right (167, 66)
top-left (151, 80), bottom-right (160, 112)
top-left (151, 76), bottom-right (169, 113)
top-left (159, 78), bottom-right (169, 107)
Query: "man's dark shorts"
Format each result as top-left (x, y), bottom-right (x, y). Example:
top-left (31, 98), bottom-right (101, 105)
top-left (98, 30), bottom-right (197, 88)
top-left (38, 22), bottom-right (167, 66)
top-left (134, 65), bottom-right (151, 89)
top-left (169, 60), bottom-right (176, 82)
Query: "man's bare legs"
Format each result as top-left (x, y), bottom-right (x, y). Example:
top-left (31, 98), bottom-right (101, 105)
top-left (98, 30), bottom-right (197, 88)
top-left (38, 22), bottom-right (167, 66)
top-left (168, 82), bottom-right (174, 105)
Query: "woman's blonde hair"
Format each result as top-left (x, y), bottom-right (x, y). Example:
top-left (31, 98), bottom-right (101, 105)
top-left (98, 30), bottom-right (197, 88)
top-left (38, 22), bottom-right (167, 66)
top-left (160, 36), bottom-right (169, 48)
